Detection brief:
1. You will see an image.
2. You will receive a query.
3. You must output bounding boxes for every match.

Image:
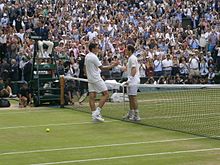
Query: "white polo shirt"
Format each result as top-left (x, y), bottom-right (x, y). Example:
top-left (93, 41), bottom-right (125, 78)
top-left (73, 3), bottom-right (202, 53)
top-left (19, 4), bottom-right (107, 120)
top-left (162, 59), bottom-right (173, 71)
top-left (85, 52), bottom-right (102, 83)
top-left (127, 54), bottom-right (140, 78)
top-left (189, 57), bottom-right (199, 69)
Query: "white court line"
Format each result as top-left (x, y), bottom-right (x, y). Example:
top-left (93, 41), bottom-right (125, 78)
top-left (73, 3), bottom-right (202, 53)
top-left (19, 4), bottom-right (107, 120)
top-left (31, 147), bottom-right (220, 165)
top-left (0, 137), bottom-right (209, 156)
top-left (0, 121), bottom-right (115, 130)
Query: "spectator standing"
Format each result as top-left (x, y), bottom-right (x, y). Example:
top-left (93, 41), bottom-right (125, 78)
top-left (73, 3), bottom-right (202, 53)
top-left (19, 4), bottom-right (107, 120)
top-left (188, 52), bottom-right (200, 77)
top-left (12, 16), bottom-right (25, 33)
top-left (10, 58), bottom-right (19, 81)
top-left (145, 58), bottom-right (154, 78)
top-left (162, 54), bottom-right (173, 76)
top-left (0, 13), bottom-right (9, 28)
top-left (153, 55), bottom-right (163, 78)
top-left (0, 29), bottom-right (7, 60)
top-left (199, 57), bottom-right (209, 77)
top-left (171, 56), bottom-right (180, 76)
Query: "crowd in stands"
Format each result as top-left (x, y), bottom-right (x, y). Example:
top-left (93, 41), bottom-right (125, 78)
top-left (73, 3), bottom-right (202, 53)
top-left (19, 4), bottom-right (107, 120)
top-left (0, 0), bottom-right (220, 93)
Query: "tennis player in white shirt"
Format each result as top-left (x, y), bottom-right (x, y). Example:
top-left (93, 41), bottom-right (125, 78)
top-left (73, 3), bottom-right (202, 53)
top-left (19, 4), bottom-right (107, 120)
top-left (85, 42), bottom-right (119, 122)
top-left (123, 44), bottom-right (141, 121)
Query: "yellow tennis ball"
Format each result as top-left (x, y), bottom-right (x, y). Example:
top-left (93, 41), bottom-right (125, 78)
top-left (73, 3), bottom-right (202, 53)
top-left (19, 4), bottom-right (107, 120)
top-left (46, 128), bottom-right (50, 132)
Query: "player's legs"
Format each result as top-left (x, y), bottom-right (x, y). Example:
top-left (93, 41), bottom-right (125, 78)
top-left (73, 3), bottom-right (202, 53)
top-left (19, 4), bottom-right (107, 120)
top-left (128, 95), bottom-right (140, 121)
top-left (88, 91), bottom-right (96, 112)
top-left (88, 82), bottom-right (105, 122)
top-left (124, 81), bottom-right (140, 121)
top-left (89, 80), bottom-right (108, 109)
top-left (98, 90), bottom-right (109, 109)
top-left (129, 95), bottom-right (138, 110)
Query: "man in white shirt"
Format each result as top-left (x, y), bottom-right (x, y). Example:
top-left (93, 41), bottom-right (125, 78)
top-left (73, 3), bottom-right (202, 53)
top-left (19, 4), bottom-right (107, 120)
top-left (123, 44), bottom-right (141, 121)
top-left (153, 55), bottom-right (163, 77)
top-left (85, 42), bottom-right (119, 122)
top-left (162, 54), bottom-right (173, 76)
top-left (188, 53), bottom-right (200, 77)
top-left (0, 13), bottom-right (9, 28)
top-left (87, 29), bottom-right (98, 41)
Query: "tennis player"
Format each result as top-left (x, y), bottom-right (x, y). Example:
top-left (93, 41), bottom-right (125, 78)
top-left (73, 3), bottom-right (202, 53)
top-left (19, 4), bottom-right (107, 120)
top-left (85, 42), bottom-right (119, 122)
top-left (123, 44), bottom-right (141, 121)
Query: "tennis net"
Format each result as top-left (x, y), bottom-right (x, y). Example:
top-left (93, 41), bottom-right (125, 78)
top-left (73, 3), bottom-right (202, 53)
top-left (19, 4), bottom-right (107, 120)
top-left (62, 76), bottom-right (220, 139)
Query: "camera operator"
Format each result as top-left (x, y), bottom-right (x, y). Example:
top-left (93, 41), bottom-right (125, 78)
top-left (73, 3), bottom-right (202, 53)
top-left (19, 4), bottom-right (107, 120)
top-left (34, 21), bottom-right (54, 58)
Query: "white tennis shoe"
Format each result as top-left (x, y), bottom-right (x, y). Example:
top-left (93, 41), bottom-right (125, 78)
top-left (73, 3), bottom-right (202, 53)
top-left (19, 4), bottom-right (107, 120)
top-left (92, 114), bottom-right (105, 122)
top-left (92, 109), bottom-right (104, 122)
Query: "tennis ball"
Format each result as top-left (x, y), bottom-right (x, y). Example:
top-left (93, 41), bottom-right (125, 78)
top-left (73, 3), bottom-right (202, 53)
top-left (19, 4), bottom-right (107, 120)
top-left (46, 128), bottom-right (50, 132)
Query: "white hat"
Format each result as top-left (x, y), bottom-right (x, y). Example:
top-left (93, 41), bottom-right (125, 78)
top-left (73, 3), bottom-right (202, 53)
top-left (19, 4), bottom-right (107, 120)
top-left (79, 53), bottom-right (86, 56)
top-left (59, 40), bottom-right (64, 44)
top-left (3, 13), bottom-right (7, 17)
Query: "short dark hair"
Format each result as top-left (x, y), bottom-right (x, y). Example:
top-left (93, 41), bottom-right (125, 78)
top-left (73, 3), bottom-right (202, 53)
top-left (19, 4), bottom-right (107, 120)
top-left (88, 42), bottom-right (98, 52)
top-left (127, 44), bottom-right (135, 53)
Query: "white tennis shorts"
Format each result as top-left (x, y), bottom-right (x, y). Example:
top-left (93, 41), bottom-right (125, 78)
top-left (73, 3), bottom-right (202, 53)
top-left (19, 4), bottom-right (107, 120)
top-left (88, 80), bottom-right (108, 93)
top-left (128, 77), bottom-right (140, 96)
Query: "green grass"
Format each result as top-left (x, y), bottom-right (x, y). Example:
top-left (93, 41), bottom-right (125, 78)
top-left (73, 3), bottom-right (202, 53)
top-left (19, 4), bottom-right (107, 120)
top-left (102, 88), bottom-right (220, 139)
top-left (0, 106), bottom-right (219, 165)
top-left (0, 87), bottom-right (220, 165)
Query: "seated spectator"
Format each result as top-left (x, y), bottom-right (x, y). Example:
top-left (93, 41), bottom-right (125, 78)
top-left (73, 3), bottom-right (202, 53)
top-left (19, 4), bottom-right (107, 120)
top-left (207, 67), bottom-right (215, 84)
top-left (34, 21), bottom-right (54, 58)
top-left (158, 76), bottom-right (166, 84)
top-left (184, 75), bottom-right (194, 84)
top-left (199, 77), bottom-right (207, 84)
top-left (18, 82), bottom-right (32, 108)
top-left (0, 77), bottom-right (12, 98)
top-left (145, 76), bottom-right (155, 84)
top-left (174, 74), bottom-right (184, 84)
top-left (166, 75), bottom-right (175, 84)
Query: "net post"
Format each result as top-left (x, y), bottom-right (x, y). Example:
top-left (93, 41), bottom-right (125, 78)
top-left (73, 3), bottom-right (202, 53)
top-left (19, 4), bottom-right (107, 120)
top-left (60, 75), bottom-right (65, 108)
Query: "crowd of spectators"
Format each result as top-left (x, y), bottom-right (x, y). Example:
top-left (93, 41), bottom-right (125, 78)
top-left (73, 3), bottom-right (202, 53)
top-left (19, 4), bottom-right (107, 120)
top-left (0, 0), bottom-right (220, 90)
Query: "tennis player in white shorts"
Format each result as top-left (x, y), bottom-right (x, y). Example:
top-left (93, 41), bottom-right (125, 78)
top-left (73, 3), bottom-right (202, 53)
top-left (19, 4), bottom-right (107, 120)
top-left (123, 44), bottom-right (141, 121)
top-left (85, 42), bottom-right (119, 122)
